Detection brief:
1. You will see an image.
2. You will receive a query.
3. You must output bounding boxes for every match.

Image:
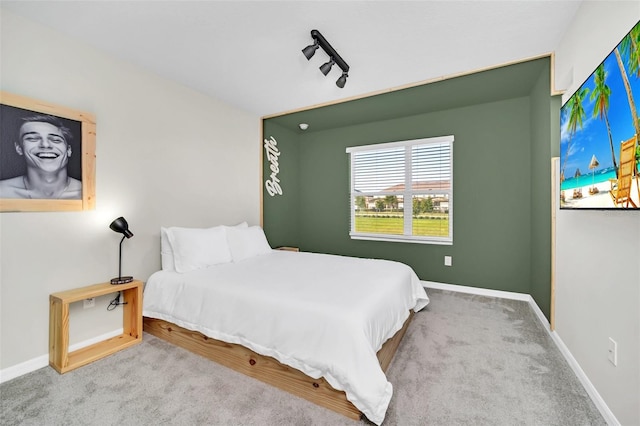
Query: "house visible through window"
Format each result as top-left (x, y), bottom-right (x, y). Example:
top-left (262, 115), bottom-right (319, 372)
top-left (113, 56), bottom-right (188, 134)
top-left (346, 135), bottom-right (453, 245)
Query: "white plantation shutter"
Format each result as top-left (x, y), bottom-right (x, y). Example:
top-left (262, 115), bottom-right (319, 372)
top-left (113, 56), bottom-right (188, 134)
top-left (347, 135), bottom-right (453, 245)
top-left (411, 143), bottom-right (452, 190)
top-left (352, 147), bottom-right (405, 194)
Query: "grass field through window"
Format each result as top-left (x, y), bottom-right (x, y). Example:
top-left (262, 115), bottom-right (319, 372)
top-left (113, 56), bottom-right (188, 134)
top-left (354, 215), bottom-right (449, 237)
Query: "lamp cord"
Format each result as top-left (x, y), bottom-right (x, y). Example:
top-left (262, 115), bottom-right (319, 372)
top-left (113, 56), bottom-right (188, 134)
top-left (107, 291), bottom-right (128, 311)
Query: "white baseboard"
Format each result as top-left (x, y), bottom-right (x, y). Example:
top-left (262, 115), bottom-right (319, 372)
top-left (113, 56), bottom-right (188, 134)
top-left (0, 354), bottom-right (50, 385)
top-left (0, 328), bottom-right (123, 384)
top-left (549, 331), bottom-right (620, 426)
top-left (423, 280), bottom-right (531, 301)
top-left (422, 281), bottom-right (619, 426)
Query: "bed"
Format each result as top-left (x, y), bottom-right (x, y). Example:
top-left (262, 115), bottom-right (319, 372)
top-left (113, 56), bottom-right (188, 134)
top-left (142, 224), bottom-right (429, 425)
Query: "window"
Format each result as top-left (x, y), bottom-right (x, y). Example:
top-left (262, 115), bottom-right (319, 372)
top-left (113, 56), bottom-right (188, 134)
top-left (347, 135), bottom-right (453, 245)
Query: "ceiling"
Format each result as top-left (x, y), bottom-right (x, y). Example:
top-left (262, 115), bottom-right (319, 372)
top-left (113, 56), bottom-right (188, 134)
top-left (1, 1), bottom-right (582, 117)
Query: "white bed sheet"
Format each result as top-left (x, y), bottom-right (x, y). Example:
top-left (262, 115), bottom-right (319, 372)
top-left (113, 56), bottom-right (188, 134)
top-left (142, 250), bottom-right (429, 424)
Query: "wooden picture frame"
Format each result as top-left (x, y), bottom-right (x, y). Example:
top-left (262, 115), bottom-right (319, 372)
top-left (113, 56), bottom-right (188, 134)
top-left (0, 91), bottom-right (96, 212)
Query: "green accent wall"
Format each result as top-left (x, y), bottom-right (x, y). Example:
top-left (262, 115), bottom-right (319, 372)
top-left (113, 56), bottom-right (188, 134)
top-left (262, 57), bottom-right (560, 319)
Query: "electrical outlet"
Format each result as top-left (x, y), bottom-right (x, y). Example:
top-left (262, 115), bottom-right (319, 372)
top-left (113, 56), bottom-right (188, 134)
top-left (444, 256), bottom-right (452, 266)
top-left (608, 337), bottom-right (617, 366)
top-left (83, 298), bottom-right (95, 309)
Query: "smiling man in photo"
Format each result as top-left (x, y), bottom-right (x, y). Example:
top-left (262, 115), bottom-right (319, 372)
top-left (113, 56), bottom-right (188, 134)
top-left (0, 114), bottom-right (81, 199)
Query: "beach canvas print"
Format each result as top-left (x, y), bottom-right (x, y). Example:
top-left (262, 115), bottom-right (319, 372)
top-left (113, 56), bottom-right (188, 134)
top-left (560, 20), bottom-right (640, 210)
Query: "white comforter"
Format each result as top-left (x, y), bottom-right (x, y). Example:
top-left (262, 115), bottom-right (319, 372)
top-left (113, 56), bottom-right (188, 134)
top-left (142, 250), bottom-right (429, 424)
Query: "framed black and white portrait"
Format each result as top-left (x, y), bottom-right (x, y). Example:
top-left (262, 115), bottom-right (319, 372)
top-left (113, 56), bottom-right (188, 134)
top-left (0, 91), bottom-right (96, 212)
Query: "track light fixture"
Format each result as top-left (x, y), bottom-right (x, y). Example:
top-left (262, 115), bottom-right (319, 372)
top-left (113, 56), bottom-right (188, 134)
top-left (302, 29), bottom-right (350, 88)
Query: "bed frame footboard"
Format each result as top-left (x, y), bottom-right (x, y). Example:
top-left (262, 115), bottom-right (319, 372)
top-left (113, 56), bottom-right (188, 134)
top-left (143, 311), bottom-right (413, 420)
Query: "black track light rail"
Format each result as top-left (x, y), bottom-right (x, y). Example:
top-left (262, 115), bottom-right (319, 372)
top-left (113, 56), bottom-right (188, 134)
top-left (310, 29), bottom-right (349, 74)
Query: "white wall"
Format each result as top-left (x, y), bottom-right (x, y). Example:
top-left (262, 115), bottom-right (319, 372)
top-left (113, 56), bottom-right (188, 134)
top-left (0, 9), bottom-right (260, 371)
top-left (554, 2), bottom-right (640, 425)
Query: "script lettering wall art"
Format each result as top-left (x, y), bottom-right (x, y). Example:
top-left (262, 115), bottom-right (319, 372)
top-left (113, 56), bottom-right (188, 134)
top-left (264, 136), bottom-right (282, 197)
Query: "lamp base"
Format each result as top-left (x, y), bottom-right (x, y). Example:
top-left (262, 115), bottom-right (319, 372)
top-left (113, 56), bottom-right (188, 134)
top-left (110, 276), bottom-right (133, 285)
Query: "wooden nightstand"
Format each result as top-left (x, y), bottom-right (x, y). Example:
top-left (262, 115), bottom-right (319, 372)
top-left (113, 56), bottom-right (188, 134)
top-left (49, 279), bottom-right (143, 374)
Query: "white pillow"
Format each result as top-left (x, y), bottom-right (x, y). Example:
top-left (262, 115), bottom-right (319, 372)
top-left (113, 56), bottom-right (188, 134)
top-left (222, 222), bottom-right (249, 232)
top-left (166, 226), bottom-right (232, 273)
top-left (226, 226), bottom-right (272, 262)
top-left (160, 222), bottom-right (248, 271)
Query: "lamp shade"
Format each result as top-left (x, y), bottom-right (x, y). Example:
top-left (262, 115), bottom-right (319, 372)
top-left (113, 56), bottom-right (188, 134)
top-left (110, 217), bottom-right (133, 238)
top-left (336, 72), bottom-right (348, 88)
top-left (302, 42), bottom-right (319, 60)
top-left (319, 58), bottom-right (335, 76)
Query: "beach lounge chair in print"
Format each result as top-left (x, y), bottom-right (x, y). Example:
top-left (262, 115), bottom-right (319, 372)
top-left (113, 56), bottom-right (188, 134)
top-left (609, 135), bottom-right (638, 208)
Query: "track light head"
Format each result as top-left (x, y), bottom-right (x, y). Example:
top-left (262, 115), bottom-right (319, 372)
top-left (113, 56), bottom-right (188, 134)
top-left (302, 41), bottom-right (319, 60)
top-left (336, 72), bottom-right (348, 88)
top-left (320, 58), bottom-right (335, 76)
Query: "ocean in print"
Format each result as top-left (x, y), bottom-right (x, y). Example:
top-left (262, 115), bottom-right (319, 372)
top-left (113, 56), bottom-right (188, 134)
top-left (560, 167), bottom-right (618, 191)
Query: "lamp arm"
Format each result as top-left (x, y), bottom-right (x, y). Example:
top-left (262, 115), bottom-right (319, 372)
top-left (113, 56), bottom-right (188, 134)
top-left (118, 235), bottom-right (126, 279)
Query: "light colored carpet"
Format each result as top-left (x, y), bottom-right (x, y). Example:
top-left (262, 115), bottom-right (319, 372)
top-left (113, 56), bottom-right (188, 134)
top-left (1, 289), bottom-right (605, 425)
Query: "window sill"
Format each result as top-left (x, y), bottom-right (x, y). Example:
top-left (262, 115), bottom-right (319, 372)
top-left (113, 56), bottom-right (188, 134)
top-left (350, 233), bottom-right (452, 245)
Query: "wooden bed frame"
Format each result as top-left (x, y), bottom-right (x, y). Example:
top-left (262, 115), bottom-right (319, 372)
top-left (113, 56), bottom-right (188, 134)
top-left (143, 311), bottom-right (414, 420)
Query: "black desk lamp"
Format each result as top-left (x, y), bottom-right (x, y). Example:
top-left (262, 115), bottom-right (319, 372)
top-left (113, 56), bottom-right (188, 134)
top-left (109, 217), bottom-right (134, 285)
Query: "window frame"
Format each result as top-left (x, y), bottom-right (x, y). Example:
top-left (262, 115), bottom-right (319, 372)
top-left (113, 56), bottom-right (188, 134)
top-left (347, 135), bottom-right (454, 245)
